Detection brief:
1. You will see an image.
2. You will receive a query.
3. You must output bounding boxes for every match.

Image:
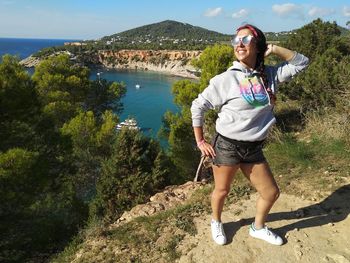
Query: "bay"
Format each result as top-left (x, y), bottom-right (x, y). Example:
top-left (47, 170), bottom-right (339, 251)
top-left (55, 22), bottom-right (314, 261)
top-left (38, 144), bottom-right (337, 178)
top-left (0, 38), bottom-right (182, 138)
top-left (90, 68), bottom-right (181, 137)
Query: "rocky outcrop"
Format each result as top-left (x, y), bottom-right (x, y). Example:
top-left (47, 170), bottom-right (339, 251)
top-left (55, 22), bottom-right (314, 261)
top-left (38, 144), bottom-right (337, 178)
top-left (108, 181), bottom-right (206, 230)
top-left (20, 49), bottom-right (202, 78)
top-left (98, 49), bottom-right (202, 78)
top-left (19, 55), bottom-right (42, 67)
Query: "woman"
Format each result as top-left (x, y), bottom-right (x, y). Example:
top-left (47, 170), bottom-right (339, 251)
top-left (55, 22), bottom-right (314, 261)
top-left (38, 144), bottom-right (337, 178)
top-left (191, 24), bottom-right (309, 246)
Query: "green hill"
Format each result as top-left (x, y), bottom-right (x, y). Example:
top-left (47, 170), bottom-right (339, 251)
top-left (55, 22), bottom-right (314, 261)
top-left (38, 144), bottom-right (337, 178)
top-left (103, 20), bottom-right (230, 42)
top-left (97, 20), bottom-right (231, 50)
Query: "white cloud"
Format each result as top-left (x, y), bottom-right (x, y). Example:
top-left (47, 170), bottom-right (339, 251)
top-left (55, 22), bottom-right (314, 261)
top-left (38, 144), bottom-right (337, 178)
top-left (272, 3), bottom-right (304, 19)
top-left (232, 9), bottom-right (249, 19)
top-left (203, 7), bottom-right (223, 17)
top-left (308, 7), bottom-right (335, 17)
top-left (343, 6), bottom-right (350, 17)
top-left (204, 7), bottom-right (223, 17)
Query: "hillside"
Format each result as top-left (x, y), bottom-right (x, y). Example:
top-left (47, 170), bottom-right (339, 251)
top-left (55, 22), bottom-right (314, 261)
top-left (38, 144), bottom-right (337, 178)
top-left (53, 176), bottom-right (350, 263)
top-left (99, 20), bottom-right (231, 50)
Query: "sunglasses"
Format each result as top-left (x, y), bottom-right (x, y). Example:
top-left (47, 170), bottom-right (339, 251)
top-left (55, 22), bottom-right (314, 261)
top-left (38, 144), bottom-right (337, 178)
top-left (231, 35), bottom-right (254, 46)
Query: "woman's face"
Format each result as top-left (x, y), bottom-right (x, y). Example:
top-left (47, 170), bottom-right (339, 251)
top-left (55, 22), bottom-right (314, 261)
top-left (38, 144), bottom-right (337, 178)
top-left (233, 28), bottom-right (258, 68)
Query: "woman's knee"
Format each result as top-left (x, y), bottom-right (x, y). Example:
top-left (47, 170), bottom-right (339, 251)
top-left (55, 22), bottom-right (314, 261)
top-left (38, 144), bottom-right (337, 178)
top-left (212, 188), bottom-right (230, 199)
top-left (261, 186), bottom-right (280, 202)
top-left (269, 187), bottom-right (280, 202)
top-left (272, 187), bottom-right (280, 201)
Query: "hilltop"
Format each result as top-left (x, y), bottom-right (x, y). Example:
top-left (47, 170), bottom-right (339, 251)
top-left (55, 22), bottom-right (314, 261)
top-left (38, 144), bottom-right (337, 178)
top-left (99, 20), bottom-right (231, 50)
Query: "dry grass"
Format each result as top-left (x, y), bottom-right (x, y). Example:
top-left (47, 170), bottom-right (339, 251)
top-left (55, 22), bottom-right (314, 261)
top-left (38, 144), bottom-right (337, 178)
top-left (304, 109), bottom-right (350, 144)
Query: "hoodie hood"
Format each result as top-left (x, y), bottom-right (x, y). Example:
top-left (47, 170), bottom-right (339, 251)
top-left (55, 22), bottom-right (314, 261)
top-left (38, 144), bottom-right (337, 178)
top-left (228, 61), bottom-right (260, 77)
top-left (227, 61), bottom-right (260, 77)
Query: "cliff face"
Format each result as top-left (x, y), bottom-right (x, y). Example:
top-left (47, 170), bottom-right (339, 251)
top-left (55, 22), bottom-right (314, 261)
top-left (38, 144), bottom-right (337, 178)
top-left (98, 49), bottom-right (202, 78)
top-left (20, 49), bottom-right (202, 78)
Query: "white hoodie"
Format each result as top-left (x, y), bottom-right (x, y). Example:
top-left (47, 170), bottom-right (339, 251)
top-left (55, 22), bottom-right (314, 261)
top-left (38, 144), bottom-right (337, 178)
top-left (191, 52), bottom-right (309, 142)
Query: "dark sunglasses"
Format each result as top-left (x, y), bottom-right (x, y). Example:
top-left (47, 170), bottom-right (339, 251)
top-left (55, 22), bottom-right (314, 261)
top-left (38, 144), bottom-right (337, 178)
top-left (231, 35), bottom-right (254, 46)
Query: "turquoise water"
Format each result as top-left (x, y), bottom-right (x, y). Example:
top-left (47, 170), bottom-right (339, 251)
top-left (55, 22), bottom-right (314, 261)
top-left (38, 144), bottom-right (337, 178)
top-left (90, 68), bottom-right (181, 137)
top-left (0, 38), bottom-right (182, 137)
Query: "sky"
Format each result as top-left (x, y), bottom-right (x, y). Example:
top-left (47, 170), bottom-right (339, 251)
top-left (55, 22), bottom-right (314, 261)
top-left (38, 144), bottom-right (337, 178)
top-left (0, 0), bottom-right (349, 40)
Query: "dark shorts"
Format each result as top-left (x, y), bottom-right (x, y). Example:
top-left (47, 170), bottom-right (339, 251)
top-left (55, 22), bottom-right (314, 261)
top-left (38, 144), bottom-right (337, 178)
top-left (211, 133), bottom-right (266, 166)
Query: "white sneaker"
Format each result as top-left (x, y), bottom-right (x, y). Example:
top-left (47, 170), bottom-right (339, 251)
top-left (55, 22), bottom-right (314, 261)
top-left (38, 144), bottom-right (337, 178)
top-left (211, 219), bottom-right (227, 245)
top-left (249, 223), bottom-right (283, 246)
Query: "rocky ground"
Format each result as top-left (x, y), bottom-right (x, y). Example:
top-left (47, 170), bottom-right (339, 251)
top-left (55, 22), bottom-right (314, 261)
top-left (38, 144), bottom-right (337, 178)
top-left (176, 186), bottom-right (350, 263)
top-left (69, 179), bottom-right (350, 263)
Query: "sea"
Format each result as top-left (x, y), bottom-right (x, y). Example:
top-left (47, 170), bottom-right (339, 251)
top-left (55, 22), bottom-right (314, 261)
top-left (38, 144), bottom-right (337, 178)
top-left (0, 38), bottom-right (182, 138)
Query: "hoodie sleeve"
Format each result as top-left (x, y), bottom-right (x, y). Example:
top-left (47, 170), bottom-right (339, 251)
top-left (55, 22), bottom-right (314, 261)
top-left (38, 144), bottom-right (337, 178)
top-left (271, 52), bottom-right (310, 84)
top-left (191, 75), bottom-right (227, 127)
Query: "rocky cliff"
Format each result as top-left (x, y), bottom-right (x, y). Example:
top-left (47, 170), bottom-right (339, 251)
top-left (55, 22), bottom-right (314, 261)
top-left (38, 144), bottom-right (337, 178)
top-left (20, 49), bottom-right (202, 79)
top-left (98, 49), bottom-right (202, 78)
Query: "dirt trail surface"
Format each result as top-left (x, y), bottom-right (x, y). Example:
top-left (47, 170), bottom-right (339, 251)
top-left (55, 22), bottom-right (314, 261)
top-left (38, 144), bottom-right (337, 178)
top-left (177, 185), bottom-right (350, 263)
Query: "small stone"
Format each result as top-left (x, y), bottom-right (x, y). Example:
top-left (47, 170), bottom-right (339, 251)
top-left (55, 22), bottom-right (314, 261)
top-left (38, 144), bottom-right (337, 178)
top-left (322, 256), bottom-right (330, 262)
top-left (330, 210), bottom-right (337, 216)
top-left (295, 209), bottom-right (305, 218)
top-left (294, 246), bottom-right (303, 260)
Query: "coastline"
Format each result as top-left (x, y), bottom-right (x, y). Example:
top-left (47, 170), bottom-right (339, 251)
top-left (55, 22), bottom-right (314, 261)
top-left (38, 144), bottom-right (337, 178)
top-left (20, 49), bottom-right (202, 79)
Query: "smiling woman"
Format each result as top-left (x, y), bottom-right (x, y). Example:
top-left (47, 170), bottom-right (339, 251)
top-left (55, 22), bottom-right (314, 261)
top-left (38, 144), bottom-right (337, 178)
top-left (191, 23), bottom-right (309, 246)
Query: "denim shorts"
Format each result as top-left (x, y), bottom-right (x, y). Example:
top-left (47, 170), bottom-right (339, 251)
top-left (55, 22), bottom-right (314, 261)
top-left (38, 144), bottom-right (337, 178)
top-left (211, 133), bottom-right (266, 166)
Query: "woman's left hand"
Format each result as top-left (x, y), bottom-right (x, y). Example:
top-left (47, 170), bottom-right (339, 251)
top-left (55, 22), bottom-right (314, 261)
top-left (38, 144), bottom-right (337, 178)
top-left (264, 44), bottom-right (274, 57)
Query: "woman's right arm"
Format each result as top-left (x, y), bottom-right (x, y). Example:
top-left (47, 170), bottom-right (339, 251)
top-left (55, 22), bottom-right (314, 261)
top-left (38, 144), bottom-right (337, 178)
top-left (193, 126), bottom-right (216, 158)
top-left (191, 77), bottom-right (225, 158)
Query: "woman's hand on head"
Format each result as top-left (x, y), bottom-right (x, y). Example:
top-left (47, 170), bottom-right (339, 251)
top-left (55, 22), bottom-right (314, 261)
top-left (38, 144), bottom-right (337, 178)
top-left (198, 141), bottom-right (216, 158)
top-left (264, 44), bottom-right (274, 57)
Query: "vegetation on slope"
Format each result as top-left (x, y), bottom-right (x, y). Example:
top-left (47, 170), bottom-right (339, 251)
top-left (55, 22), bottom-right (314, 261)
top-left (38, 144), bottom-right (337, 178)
top-left (1, 18), bottom-right (349, 263)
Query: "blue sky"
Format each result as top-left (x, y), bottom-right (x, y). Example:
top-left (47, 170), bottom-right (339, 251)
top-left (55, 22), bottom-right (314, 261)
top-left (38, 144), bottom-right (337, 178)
top-left (0, 0), bottom-right (349, 39)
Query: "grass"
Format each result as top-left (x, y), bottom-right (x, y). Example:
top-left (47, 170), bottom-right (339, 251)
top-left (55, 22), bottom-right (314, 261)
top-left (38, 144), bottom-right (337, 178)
top-left (52, 184), bottom-right (212, 263)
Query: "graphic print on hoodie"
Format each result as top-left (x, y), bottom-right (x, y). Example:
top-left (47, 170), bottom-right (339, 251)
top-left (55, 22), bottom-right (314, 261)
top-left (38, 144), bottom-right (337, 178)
top-left (239, 76), bottom-right (269, 107)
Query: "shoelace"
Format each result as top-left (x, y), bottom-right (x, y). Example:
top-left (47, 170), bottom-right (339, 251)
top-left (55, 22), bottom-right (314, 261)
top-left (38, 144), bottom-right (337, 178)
top-left (264, 227), bottom-right (278, 238)
top-left (214, 222), bottom-right (224, 236)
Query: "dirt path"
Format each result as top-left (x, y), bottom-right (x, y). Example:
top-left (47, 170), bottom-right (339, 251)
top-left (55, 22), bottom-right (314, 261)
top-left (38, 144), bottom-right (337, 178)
top-left (177, 185), bottom-right (350, 263)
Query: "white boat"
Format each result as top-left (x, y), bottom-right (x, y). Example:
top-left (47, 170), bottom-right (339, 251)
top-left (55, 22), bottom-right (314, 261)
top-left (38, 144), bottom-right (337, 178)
top-left (116, 118), bottom-right (140, 131)
top-left (135, 84), bottom-right (141, 89)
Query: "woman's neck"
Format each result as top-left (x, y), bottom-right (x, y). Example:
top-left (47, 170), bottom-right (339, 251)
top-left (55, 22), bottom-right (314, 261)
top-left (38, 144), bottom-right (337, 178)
top-left (239, 59), bottom-right (256, 71)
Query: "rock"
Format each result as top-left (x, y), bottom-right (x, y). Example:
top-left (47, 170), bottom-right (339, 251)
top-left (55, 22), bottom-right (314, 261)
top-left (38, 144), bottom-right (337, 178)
top-left (98, 50), bottom-right (202, 78)
top-left (19, 55), bottom-right (41, 67)
top-left (330, 209), bottom-right (337, 216)
top-left (294, 245), bottom-right (303, 260)
top-left (327, 254), bottom-right (350, 263)
top-left (295, 209), bottom-right (305, 218)
top-left (109, 181), bottom-right (205, 229)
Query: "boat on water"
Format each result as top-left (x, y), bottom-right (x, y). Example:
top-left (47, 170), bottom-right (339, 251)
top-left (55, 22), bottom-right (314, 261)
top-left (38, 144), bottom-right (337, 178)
top-left (116, 118), bottom-right (140, 131)
top-left (135, 84), bottom-right (141, 89)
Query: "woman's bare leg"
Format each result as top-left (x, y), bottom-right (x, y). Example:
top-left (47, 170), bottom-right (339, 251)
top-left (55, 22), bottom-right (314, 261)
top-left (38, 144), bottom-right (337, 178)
top-left (240, 162), bottom-right (280, 228)
top-left (211, 164), bottom-right (240, 221)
